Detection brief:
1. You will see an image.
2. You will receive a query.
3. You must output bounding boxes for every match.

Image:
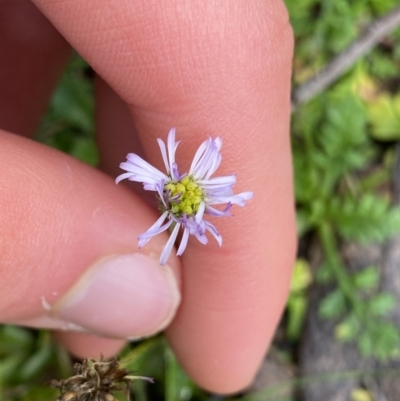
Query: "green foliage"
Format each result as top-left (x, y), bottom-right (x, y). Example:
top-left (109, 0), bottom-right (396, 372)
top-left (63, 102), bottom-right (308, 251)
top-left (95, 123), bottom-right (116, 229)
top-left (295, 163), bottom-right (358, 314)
top-left (315, 262), bottom-right (334, 283)
top-left (293, 78), bottom-right (400, 359)
top-left (287, 0), bottom-right (400, 85)
top-left (35, 54), bottom-right (99, 166)
top-left (368, 93), bottom-right (400, 141)
top-left (319, 290), bottom-right (346, 319)
top-left (335, 314), bottom-right (360, 341)
top-left (358, 321), bottom-right (400, 359)
top-left (332, 290), bottom-right (399, 359)
top-left (352, 265), bottom-right (379, 290)
top-left (164, 347), bottom-right (195, 401)
top-left (287, 260), bottom-right (313, 340)
top-left (293, 94), bottom-right (373, 213)
top-left (327, 194), bottom-right (400, 243)
top-left (368, 293), bottom-right (396, 316)
top-left (0, 325), bottom-right (71, 400)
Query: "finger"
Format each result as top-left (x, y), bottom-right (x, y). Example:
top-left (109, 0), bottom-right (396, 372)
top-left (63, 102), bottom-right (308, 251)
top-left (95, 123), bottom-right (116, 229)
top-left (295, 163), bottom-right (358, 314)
top-left (31, 0), bottom-right (295, 393)
top-left (0, 1), bottom-right (129, 358)
top-left (55, 332), bottom-right (126, 360)
top-left (0, 131), bottom-right (181, 357)
top-left (0, 0), bottom-right (71, 137)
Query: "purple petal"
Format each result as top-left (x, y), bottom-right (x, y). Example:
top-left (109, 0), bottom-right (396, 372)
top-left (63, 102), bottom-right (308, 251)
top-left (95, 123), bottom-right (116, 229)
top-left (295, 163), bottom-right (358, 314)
top-left (205, 203), bottom-right (232, 217)
top-left (194, 230), bottom-right (208, 245)
top-left (206, 192), bottom-right (253, 207)
top-left (143, 183), bottom-right (158, 191)
top-left (197, 175), bottom-right (236, 186)
top-left (195, 201), bottom-right (206, 223)
top-left (157, 138), bottom-right (169, 174)
top-left (192, 139), bottom-right (217, 179)
top-left (176, 227), bottom-right (190, 256)
top-left (191, 137), bottom-right (223, 179)
top-left (125, 154), bottom-right (167, 180)
top-left (115, 172), bottom-right (133, 184)
top-left (204, 145), bottom-right (222, 179)
top-left (138, 211), bottom-right (170, 248)
top-left (167, 128), bottom-right (181, 181)
top-left (171, 162), bottom-right (180, 181)
top-left (160, 223), bottom-right (181, 265)
top-left (156, 180), bottom-right (168, 209)
top-left (238, 191), bottom-right (254, 200)
top-left (189, 138), bottom-right (210, 175)
top-left (204, 221), bottom-right (222, 246)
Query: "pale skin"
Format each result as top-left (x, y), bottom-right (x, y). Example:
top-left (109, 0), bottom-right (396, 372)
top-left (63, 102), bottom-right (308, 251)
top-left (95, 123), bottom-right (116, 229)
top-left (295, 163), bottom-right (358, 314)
top-left (0, 0), bottom-right (296, 394)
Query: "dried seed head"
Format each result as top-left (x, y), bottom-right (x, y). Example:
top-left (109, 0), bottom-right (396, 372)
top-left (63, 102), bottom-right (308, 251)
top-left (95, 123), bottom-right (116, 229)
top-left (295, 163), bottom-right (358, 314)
top-left (52, 357), bottom-right (153, 401)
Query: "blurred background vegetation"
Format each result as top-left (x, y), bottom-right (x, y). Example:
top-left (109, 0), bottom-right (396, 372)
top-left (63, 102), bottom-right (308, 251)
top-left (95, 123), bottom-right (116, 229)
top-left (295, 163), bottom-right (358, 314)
top-left (2, 0), bottom-right (400, 400)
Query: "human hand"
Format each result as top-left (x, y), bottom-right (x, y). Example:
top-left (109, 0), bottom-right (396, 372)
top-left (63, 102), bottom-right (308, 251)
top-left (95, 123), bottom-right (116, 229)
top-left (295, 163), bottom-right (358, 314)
top-left (0, 0), bottom-right (295, 393)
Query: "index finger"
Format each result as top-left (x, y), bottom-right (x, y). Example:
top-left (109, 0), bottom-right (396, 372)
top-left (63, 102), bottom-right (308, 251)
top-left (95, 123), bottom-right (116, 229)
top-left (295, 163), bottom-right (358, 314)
top-left (32, 0), bottom-right (296, 393)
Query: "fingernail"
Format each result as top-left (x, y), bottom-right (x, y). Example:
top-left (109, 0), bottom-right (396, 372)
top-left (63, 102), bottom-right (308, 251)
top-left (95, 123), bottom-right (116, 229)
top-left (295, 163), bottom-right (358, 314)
top-left (51, 253), bottom-right (181, 338)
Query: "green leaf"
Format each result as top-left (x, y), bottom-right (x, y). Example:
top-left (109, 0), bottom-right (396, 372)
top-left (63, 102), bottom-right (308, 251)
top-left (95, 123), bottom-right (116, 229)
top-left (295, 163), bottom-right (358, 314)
top-left (35, 54), bottom-right (96, 165)
top-left (335, 314), bottom-right (360, 341)
top-left (368, 93), bottom-right (400, 141)
top-left (70, 137), bottom-right (99, 166)
top-left (165, 347), bottom-right (195, 401)
top-left (18, 345), bottom-right (53, 381)
top-left (328, 194), bottom-right (400, 243)
top-left (290, 259), bottom-right (312, 293)
top-left (17, 386), bottom-right (59, 401)
top-left (315, 262), bottom-right (334, 284)
top-left (287, 295), bottom-right (308, 341)
top-left (368, 293), bottom-right (396, 316)
top-left (0, 354), bottom-right (27, 382)
top-left (353, 266), bottom-right (379, 290)
top-left (121, 337), bottom-right (164, 381)
top-left (358, 331), bottom-right (374, 357)
top-left (374, 322), bottom-right (400, 359)
top-left (51, 63), bottom-right (94, 133)
top-left (0, 325), bottom-right (34, 353)
top-left (296, 210), bottom-right (314, 236)
top-left (362, 322), bottom-right (400, 360)
top-left (319, 290), bottom-right (346, 319)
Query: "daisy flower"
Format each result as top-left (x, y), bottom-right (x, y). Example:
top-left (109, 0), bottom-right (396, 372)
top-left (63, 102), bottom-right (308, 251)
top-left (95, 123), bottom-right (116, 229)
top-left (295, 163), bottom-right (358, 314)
top-left (116, 128), bottom-right (253, 265)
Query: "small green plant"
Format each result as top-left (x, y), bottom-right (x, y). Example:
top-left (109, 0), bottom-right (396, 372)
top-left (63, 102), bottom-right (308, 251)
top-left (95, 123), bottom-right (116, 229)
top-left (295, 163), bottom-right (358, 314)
top-left (293, 84), bottom-right (400, 359)
top-left (35, 54), bottom-right (99, 167)
top-left (0, 325), bottom-right (71, 400)
top-left (287, 259), bottom-right (313, 340)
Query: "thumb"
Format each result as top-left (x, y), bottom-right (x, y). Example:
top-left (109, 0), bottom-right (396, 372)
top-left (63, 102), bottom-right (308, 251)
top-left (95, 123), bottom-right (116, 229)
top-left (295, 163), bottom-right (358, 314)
top-left (0, 130), bottom-right (181, 340)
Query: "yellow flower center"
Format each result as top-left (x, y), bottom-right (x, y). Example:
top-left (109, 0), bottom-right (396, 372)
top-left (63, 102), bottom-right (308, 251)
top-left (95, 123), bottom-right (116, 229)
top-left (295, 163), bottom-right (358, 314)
top-left (164, 176), bottom-right (204, 216)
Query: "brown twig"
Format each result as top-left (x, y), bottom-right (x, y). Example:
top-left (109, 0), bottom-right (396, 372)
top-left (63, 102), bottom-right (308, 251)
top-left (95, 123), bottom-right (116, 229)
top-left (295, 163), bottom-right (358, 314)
top-left (291, 6), bottom-right (400, 110)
